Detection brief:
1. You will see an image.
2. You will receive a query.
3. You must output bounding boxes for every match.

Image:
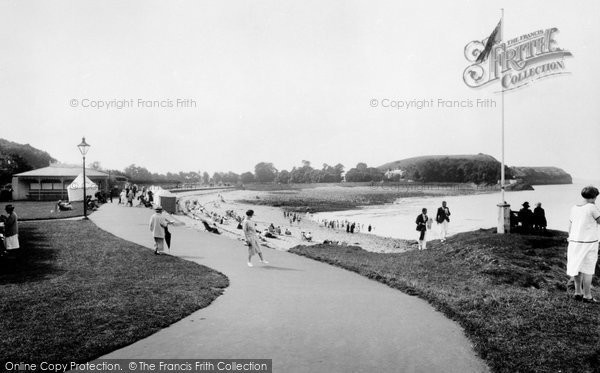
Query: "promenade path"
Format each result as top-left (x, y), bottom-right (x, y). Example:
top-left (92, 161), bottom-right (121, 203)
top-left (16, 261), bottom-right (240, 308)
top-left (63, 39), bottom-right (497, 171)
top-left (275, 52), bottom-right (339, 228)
top-left (91, 203), bottom-right (488, 373)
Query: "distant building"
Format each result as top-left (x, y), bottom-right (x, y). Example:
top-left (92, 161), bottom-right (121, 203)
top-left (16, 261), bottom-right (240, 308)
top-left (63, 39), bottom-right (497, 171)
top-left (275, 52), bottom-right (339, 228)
top-left (385, 169), bottom-right (405, 179)
top-left (498, 179), bottom-right (520, 185)
top-left (12, 166), bottom-right (109, 201)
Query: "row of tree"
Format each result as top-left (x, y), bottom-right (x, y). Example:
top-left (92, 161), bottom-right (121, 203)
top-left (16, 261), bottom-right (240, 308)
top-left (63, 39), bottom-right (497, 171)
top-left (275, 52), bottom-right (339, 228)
top-left (102, 160), bottom-right (388, 185)
top-left (0, 136), bottom-right (509, 186)
top-left (105, 158), bottom-right (509, 185)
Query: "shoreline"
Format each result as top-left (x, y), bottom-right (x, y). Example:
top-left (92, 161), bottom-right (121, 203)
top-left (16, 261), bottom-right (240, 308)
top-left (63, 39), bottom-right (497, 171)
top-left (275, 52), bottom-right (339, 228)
top-left (173, 184), bottom-right (575, 253)
top-left (235, 183), bottom-right (499, 213)
top-left (174, 188), bottom-right (464, 253)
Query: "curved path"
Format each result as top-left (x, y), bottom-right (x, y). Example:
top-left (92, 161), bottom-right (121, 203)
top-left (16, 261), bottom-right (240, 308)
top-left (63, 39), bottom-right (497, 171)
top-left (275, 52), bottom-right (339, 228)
top-left (91, 203), bottom-right (488, 373)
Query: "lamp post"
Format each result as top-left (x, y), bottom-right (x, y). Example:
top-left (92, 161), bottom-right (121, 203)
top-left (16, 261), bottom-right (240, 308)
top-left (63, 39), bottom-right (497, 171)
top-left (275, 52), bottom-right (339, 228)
top-left (77, 137), bottom-right (91, 219)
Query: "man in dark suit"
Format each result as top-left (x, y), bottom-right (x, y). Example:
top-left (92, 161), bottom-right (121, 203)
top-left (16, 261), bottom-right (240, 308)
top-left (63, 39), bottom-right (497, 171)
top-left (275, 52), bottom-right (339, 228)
top-left (416, 208), bottom-right (429, 250)
top-left (436, 201), bottom-right (451, 243)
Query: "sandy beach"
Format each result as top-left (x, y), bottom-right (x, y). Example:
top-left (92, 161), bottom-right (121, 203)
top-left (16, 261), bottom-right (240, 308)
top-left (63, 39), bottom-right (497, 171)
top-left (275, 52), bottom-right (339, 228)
top-left (175, 188), bottom-right (416, 253)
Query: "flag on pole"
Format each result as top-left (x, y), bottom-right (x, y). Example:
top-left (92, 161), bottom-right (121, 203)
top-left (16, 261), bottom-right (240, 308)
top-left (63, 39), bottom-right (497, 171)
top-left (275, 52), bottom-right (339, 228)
top-left (476, 19), bottom-right (502, 63)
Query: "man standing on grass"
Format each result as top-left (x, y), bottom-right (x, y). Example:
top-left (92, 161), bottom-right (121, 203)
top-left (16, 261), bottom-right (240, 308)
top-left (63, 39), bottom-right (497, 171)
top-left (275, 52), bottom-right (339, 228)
top-left (242, 209), bottom-right (268, 267)
top-left (1, 204), bottom-right (19, 252)
top-left (149, 206), bottom-right (172, 255)
top-left (436, 201), bottom-right (451, 243)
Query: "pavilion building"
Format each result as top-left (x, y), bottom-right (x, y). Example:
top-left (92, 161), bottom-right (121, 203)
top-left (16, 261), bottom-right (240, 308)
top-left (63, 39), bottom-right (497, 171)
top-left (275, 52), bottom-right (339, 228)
top-left (12, 165), bottom-right (109, 201)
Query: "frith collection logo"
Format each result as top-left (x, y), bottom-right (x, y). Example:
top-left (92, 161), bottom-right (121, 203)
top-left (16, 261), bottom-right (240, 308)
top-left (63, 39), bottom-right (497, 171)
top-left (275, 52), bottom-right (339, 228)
top-left (463, 20), bottom-right (573, 90)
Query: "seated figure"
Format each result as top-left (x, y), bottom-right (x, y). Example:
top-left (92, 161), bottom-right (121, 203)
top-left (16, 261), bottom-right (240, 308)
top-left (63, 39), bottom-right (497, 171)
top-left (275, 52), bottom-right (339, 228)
top-left (301, 231), bottom-right (313, 242)
top-left (56, 200), bottom-right (73, 211)
top-left (202, 220), bottom-right (221, 234)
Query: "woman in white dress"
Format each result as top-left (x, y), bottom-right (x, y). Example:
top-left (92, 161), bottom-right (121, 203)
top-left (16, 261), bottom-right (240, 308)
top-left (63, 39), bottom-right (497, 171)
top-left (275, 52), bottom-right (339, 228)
top-left (567, 186), bottom-right (600, 303)
top-left (242, 210), bottom-right (268, 267)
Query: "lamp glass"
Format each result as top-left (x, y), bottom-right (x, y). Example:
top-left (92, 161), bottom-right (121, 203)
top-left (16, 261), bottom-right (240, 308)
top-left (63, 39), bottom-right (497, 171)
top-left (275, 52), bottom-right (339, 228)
top-left (78, 137), bottom-right (91, 156)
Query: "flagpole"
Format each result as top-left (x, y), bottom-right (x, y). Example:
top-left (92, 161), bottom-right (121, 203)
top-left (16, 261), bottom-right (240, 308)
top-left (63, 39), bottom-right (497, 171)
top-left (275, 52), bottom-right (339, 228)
top-left (496, 8), bottom-right (510, 234)
top-left (501, 8), bottom-right (505, 204)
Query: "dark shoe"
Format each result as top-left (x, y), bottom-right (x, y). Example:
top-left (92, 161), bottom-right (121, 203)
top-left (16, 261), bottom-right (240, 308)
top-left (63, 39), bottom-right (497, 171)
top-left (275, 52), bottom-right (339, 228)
top-left (573, 294), bottom-right (583, 302)
top-left (583, 297), bottom-right (599, 304)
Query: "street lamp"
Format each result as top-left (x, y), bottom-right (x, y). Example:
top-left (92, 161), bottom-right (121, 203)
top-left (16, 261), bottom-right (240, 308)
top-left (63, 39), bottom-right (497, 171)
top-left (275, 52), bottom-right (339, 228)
top-left (77, 137), bottom-right (91, 219)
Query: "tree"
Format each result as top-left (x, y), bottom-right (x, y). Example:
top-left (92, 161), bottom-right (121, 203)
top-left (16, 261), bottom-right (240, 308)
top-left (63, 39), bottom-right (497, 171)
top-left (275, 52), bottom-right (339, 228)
top-left (254, 162), bottom-right (277, 183)
top-left (202, 172), bottom-right (210, 184)
top-left (290, 161), bottom-right (315, 183)
top-left (124, 164), bottom-right (153, 183)
top-left (276, 169), bottom-right (291, 184)
top-left (356, 162), bottom-right (368, 171)
top-left (345, 163), bottom-right (384, 182)
top-left (212, 172), bottom-right (224, 184)
top-left (222, 171), bottom-right (240, 184)
top-left (240, 172), bottom-right (255, 183)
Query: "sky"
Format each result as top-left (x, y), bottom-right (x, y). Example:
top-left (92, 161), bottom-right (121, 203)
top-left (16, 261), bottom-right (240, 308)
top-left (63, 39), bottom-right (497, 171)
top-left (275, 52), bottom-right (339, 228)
top-left (0, 0), bottom-right (598, 179)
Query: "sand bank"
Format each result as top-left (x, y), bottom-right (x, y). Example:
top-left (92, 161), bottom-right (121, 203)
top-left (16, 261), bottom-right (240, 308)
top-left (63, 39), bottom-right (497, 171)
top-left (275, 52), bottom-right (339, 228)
top-left (175, 189), bottom-right (415, 253)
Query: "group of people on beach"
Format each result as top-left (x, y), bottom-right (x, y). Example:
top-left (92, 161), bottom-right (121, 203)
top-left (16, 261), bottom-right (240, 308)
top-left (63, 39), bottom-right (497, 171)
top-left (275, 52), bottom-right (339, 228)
top-left (318, 218), bottom-right (374, 234)
top-left (415, 201), bottom-right (451, 250)
top-left (284, 211), bottom-right (305, 225)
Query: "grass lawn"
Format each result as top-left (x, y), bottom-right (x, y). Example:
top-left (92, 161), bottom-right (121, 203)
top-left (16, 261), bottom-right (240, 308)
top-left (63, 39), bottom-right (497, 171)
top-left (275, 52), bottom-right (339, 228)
top-left (0, 219), bottom-right (228, 365)
top-left (2, 200), bottom-right (87, 220)
top-left (290, 229), bottom-right (600, 373)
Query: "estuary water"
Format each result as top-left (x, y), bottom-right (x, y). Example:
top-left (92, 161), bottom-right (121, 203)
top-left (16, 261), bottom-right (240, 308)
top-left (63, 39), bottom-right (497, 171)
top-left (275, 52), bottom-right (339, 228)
top-left (313, 182), bottom-right (600, 240)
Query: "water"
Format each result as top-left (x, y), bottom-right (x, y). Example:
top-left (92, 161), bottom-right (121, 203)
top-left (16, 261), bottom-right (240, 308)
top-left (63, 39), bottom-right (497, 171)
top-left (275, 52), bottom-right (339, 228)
top-left (313, 183), bottom-right (600, 240)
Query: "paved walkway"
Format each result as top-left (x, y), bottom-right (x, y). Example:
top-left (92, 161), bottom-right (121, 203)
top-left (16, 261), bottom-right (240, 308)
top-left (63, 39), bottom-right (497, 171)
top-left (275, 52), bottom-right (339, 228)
top-left (91, 203), bottom-right (488, 373)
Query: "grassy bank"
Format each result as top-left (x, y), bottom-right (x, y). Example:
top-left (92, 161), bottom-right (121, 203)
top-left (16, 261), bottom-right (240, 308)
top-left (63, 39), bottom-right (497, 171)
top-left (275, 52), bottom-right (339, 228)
top-left (290, 229), bottom-right (600, 373)
top-left (0, 220), bottom-right (229, 365)
top-left (2, 200), bottom-right (86, 220)
top-left (238, 184), bottom-right (488, 212)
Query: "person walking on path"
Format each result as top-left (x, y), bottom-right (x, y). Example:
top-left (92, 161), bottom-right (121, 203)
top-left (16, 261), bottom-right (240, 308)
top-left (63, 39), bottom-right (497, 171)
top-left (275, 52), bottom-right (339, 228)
top-left (0, 204), bottom-right (19, 254)
top-left (567, 186), bottom-right (600, 303)
top-left (127, 189), bottom-right (134, 207)
top-left (149, 206), bottom-right (173, 255)
top-left (436, 201), bottom-right (451, 242)
top-left (242, 209), bottom-right (268, 267)
top-left (415, 208), bottom-right (430, 250)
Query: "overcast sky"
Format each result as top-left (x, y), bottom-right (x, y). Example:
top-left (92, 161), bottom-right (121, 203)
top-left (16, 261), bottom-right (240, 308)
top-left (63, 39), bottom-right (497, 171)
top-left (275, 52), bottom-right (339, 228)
top-left (1, 0), bottom-right (598, 179)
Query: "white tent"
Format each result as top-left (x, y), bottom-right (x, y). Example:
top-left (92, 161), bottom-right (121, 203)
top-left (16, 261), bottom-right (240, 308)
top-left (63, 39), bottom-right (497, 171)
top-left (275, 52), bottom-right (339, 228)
top-left (67, 173), bottom-right (98, 202)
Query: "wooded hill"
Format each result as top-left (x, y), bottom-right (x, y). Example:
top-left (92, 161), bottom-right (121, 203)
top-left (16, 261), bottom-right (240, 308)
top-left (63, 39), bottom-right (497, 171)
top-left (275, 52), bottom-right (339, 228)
top-left (379, 154), bottom-right (572, 185)
top-left (0, 138), bottom-right (55, 184)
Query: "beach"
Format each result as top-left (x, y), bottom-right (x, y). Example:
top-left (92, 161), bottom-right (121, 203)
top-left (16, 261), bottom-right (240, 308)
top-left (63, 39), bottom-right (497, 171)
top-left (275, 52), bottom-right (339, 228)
top-left (175, 188), bottom-right (417, 253)
top-left (173, 182), bottom-right (592, 253)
